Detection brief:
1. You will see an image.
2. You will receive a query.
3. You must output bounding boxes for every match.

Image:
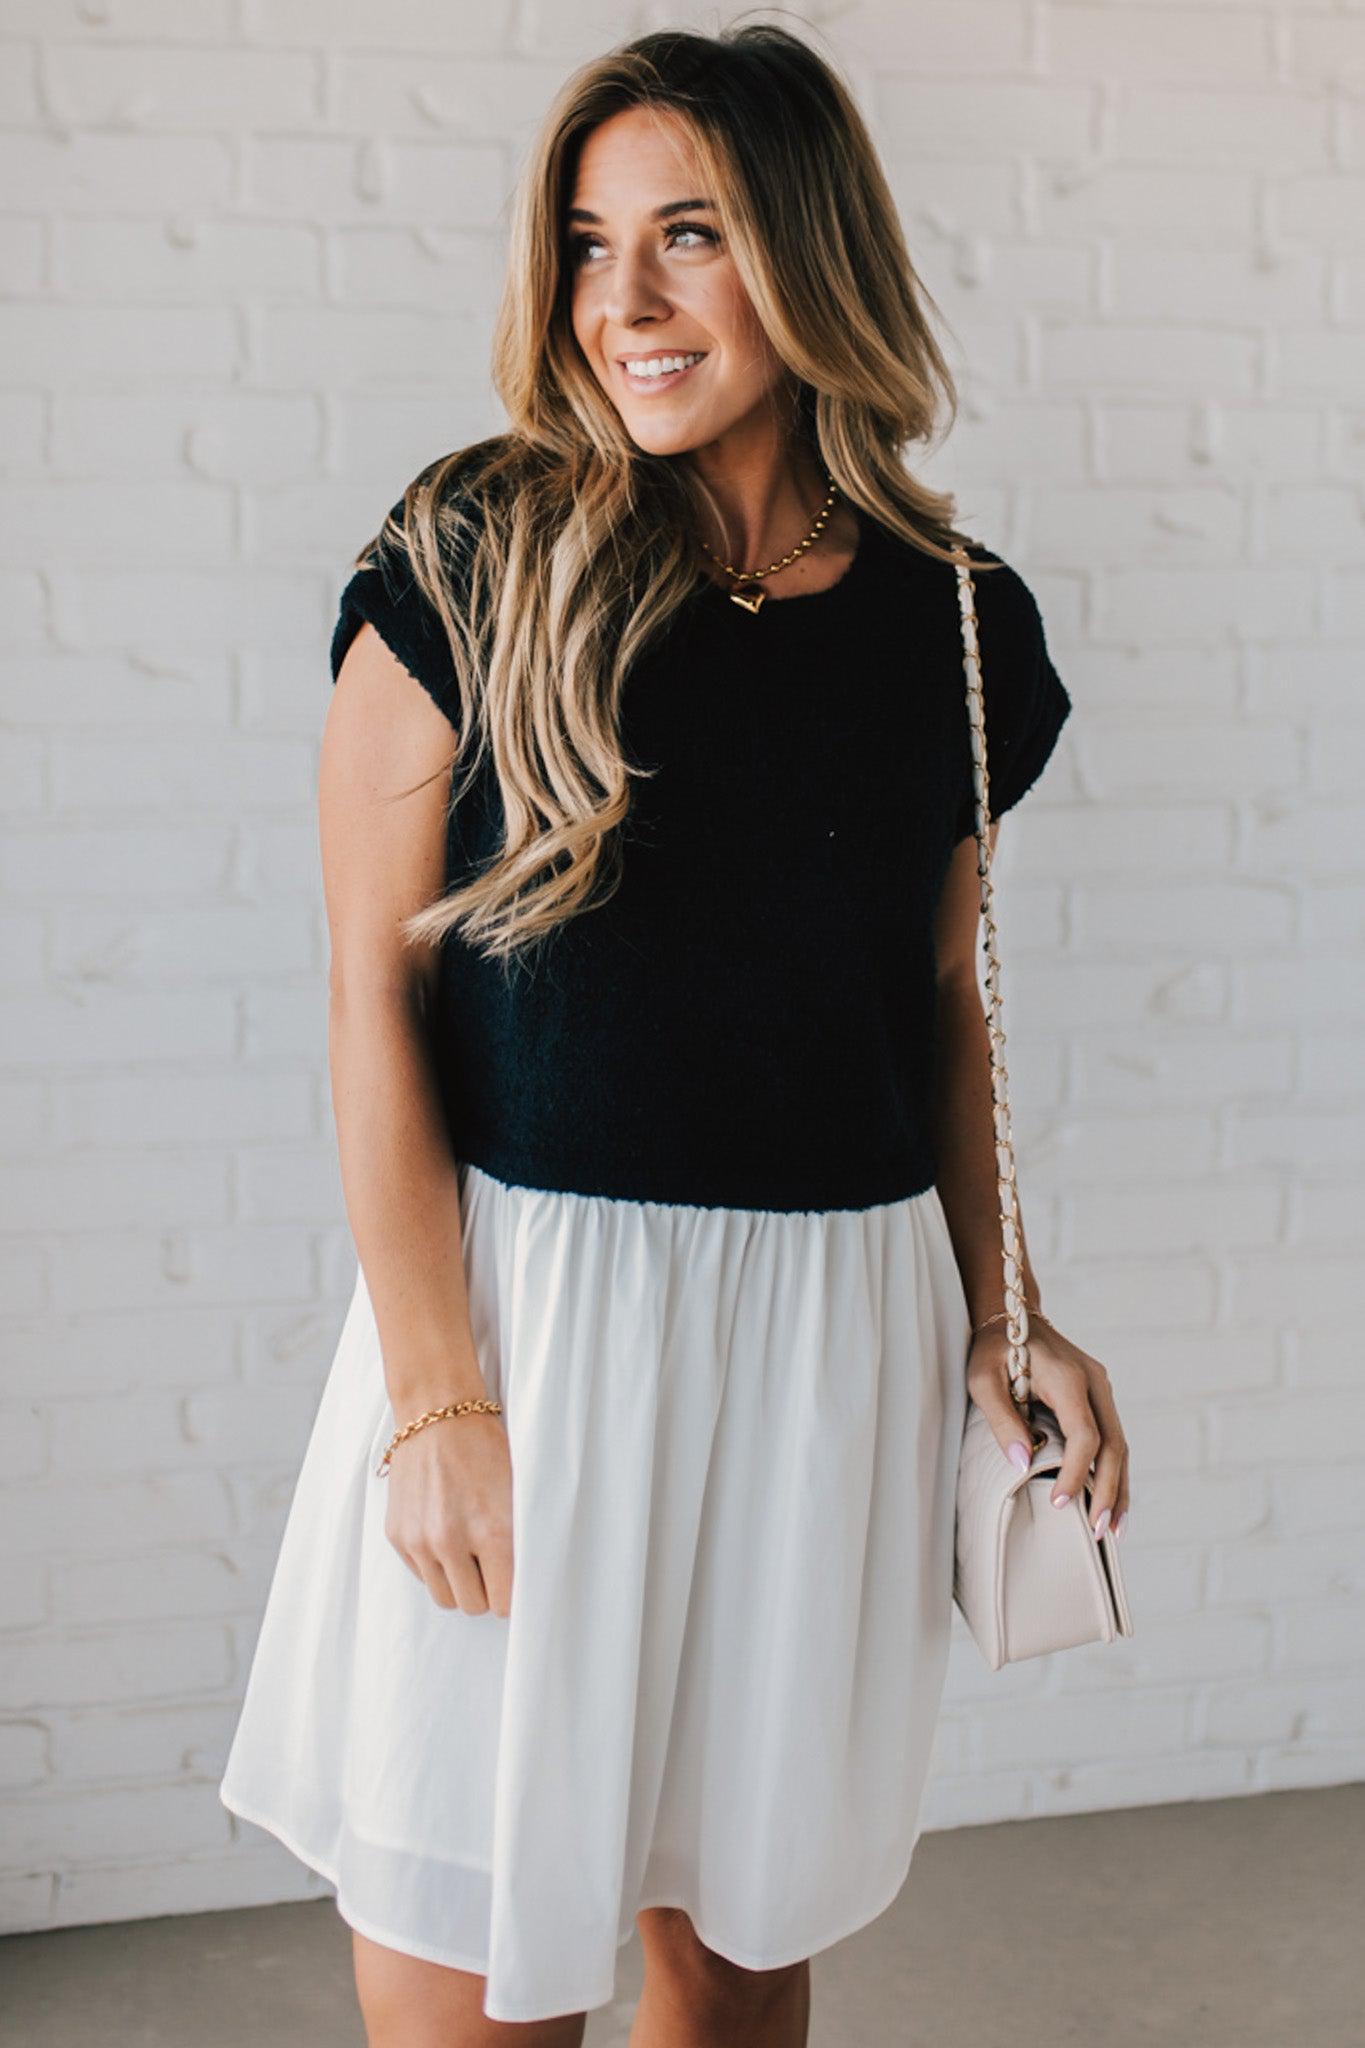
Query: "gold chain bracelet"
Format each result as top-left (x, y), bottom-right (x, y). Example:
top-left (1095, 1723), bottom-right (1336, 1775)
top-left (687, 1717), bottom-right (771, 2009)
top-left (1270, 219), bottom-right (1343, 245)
top-left (375, 1397), bottom-right (503, 1478)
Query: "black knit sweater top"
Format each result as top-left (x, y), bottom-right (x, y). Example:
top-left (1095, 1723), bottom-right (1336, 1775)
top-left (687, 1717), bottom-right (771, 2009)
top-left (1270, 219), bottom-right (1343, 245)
top-left (330, 497), bottom-right (1072, 1215)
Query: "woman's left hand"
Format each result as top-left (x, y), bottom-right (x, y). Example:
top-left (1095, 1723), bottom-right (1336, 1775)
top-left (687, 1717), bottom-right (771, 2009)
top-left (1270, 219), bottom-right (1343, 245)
top-left (965, 1315), bottom-right (1131, 1540)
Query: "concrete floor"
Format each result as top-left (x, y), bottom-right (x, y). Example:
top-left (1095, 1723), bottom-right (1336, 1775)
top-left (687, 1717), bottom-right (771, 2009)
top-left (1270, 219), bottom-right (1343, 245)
top-left (2, 1784), bottom-right (1360, 2046)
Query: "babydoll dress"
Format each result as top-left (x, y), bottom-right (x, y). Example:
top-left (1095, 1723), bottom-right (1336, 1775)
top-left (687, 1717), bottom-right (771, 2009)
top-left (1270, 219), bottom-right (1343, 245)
top-left (218, 492), bottom-right (1072, 2025)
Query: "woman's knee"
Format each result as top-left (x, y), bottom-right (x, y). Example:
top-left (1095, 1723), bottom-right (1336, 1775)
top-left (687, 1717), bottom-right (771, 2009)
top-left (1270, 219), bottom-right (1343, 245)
top-left (351, 1927), bottom-right (586, 2047)
top-left (635, 1906), bottom-right (808, 2025)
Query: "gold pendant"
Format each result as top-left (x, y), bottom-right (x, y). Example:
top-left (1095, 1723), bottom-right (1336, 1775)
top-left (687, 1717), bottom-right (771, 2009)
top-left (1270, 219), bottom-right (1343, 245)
top-left (730, 581), bottom-right (766, 613)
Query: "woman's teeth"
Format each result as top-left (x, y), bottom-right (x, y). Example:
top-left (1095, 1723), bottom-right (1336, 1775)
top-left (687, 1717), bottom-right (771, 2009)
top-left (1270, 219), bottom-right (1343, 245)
top-left (623, 352), bottom-right (706, 380)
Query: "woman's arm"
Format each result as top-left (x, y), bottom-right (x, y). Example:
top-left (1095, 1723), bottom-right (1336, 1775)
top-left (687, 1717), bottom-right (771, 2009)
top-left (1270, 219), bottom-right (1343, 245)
top-left (930, 829), bottom-right (1131, 1539)
top-left (320, 621), bottom-right (513, 1613)
top-left (928, 823), bottom-right (1043, 1331)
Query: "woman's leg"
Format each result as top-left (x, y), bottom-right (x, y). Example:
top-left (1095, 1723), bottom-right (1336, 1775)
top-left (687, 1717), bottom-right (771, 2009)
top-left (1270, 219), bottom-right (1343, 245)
top-left (630, 1906), bottom-right (811, 2048)
top-left (352, 1930), bottom-right (588, 2048)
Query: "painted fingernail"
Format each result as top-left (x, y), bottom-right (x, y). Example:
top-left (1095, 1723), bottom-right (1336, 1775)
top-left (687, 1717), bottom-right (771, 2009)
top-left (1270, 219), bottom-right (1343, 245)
top-left (1007, 1440), bottom-right (1031, 1473)
top-left (1113, 1512), bottom-right (1128, 1540)
top-left (1052, 1492), bottom-right (1071, 1509)
top-left (1093, 1507), bottom-right (1112, 1540)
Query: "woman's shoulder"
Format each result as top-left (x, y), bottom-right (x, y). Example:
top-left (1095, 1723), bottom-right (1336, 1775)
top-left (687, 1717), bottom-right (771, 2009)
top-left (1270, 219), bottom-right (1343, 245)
top-left (874, 518), bottom-right (1045, 619)
top-left (870, 514), bottom-right (1058, 662)
top-left (939, 535), bottom-right (1075, 838)
top-left (861, 512), bottom-right (1046, 630)
top-left (329, 458), bottom-right (495, 730)
top-left (956, 537), bottom-right (1054, 647)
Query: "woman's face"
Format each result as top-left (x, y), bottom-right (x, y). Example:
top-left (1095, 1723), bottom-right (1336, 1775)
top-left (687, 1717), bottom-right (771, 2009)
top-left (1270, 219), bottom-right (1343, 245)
top-left (566, 105), bottom-right (790, 459)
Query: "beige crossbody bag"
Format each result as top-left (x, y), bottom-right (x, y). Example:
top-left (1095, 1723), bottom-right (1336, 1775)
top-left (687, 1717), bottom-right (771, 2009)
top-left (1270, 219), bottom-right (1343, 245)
top-left (948, 544), bottom-right (1135, 1670)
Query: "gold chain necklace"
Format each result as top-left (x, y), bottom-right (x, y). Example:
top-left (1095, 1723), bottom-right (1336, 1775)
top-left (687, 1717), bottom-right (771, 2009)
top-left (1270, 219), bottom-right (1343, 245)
top-left (696, 472), bottom-right (841, 613)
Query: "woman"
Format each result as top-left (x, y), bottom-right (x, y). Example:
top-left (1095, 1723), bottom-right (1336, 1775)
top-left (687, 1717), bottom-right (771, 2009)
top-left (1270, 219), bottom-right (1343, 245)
top-left (219, 25), bottom-right (1130, 2047)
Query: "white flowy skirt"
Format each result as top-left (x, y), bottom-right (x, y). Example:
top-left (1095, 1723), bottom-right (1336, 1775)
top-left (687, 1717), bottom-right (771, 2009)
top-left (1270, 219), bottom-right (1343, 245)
top-left (218, 1160), bottom-right (972, 2025)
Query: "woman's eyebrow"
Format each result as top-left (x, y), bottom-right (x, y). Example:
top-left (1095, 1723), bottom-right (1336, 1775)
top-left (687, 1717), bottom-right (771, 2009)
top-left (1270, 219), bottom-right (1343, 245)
top-left (566, 197), bottom-right (717, 225)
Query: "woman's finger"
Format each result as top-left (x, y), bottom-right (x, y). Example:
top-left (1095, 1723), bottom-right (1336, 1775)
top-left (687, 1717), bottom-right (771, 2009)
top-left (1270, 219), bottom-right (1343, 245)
top-left (964, 1342), bottom-right (1036, 1471)
top-left (471, 1520), bottom-right (515, 1619)
top-left (438, 1542), bottom-right (492, 1615)
top-left (1039, 1367), bottom-right (1101, 1509)
top-left (1085, 1369), bottom-right (1131, 1535)
top-left (401, 1541), bottom-right (460, 1611)
top-left (382, 1518), bottom-right (428, 1587)
top-left (1085, 1422), bottom-right (1125, 1537)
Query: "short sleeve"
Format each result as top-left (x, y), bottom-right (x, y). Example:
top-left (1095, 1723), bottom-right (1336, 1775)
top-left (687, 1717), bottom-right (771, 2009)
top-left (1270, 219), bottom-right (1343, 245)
top-left (952, 550), bottom-right (1073, 844)
top-left (329, 496), bottom-right (462, 731)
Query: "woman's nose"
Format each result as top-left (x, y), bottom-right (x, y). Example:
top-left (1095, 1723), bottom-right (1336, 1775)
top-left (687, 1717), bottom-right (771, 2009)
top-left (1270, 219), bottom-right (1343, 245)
top-left (599, 251), bottom-right (672, 329)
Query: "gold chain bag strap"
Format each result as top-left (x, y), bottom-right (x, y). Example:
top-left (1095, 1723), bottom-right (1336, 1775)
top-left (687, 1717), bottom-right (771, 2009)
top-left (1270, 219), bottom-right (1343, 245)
top-left (948, 542), bottom-right (1134, 1669)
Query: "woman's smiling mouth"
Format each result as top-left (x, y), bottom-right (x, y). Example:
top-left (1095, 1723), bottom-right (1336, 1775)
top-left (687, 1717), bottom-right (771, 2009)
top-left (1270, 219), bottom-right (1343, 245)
top-left (617, 350), bottom-right (708, 394)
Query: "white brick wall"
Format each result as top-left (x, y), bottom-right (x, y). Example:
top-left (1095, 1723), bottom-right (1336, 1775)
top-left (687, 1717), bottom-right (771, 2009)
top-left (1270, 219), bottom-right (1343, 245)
top-left (2, 0), bottom-right (1361, 1943)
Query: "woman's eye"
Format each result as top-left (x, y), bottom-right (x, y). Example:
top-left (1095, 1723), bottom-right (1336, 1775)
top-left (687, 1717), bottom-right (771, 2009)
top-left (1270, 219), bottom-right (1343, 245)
top-left (568, 223), bottom-right (716, 265)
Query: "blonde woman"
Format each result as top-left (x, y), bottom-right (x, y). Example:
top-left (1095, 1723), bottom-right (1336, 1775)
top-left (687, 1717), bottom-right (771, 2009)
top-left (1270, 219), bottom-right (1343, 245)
top-left (220, 25), bottom-right (1130, 2048)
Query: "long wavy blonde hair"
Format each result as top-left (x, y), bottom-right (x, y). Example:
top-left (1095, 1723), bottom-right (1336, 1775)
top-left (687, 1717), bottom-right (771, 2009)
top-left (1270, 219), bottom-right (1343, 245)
top-left (347, 23), bottom-right (990, 964)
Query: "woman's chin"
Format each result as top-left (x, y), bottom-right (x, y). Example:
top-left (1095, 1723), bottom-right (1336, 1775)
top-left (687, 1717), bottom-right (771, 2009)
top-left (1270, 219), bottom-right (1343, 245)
top-left (621, 415), bottom-right (713, 458)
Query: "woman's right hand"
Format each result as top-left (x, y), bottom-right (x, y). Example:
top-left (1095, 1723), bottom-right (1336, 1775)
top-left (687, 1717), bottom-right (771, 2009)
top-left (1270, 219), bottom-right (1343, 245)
top-left (382, 1408), bottom-right (515, 1617)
